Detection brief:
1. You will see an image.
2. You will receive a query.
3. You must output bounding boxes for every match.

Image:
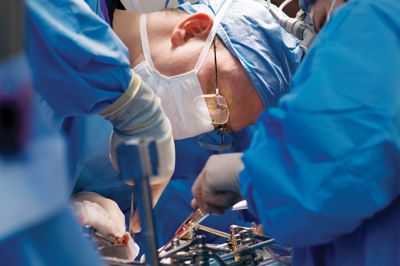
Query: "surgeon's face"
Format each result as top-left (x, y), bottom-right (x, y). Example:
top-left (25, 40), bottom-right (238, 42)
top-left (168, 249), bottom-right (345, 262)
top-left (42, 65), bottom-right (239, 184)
top-left (154, 11), bottom-right (263, 132)
top-left (310, 0), bottom-right (347, 32)
top-left (113, 10), bottom-right (264, 132)
top-left (169, 18), bottom-right (263, 131)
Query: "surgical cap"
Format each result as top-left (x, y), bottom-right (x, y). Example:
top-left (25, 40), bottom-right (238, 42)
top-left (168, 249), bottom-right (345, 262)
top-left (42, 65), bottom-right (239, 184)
top-left (299, 0), bottom-right (316, 12)
top-left (178, 0), bottom-right (302, 107)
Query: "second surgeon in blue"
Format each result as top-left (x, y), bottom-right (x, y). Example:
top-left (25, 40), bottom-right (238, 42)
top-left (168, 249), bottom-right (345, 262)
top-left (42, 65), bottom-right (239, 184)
top-left (192, 0), bottom-right (400, 265)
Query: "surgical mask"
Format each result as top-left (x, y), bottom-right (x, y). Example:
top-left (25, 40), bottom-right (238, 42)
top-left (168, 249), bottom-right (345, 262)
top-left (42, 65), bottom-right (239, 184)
top-left (132, 2), bottom-right (231, 140)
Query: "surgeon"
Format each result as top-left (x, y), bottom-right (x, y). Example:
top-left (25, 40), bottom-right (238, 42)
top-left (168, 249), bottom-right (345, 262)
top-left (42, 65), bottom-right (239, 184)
top-left (192, 0), bottom-right (400, 265)
top-left (64, 0), bottom-right (302, 247)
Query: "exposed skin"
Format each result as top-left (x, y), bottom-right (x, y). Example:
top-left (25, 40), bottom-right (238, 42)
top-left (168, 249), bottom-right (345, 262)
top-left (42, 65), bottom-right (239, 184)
top-left (113, 9), bottom-right (264, 132)
top-left (310, 0), bottom-right (347, 32)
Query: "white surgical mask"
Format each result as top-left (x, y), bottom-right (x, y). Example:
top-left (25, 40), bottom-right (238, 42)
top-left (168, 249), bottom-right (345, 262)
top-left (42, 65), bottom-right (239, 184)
top-left (133, 1), bottom-right (231, 140)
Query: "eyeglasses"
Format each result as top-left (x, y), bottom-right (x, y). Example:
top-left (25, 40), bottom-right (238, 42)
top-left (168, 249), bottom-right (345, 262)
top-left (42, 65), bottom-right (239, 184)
top-left (194, 39), bottom-right (233, 151)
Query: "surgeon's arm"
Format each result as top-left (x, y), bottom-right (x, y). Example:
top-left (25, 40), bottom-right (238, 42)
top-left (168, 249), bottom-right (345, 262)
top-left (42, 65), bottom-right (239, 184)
top-left (26, 0), bottom-right (130, 115)
top-left (240, 1), bottom-right (400, 246)
top-left (26, 0), bottom-right (174, 187)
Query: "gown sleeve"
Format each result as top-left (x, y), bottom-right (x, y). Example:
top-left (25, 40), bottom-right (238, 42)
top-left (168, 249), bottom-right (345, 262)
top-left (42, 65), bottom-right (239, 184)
top-left (25, 0), bottom-right (132, 115)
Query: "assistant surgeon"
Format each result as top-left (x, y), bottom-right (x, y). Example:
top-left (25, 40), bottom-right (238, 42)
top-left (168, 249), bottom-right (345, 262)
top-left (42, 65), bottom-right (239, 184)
top-left (25, 0), bottom-right (176, 238)
top-left (192, 0), bottom-right (400, 265)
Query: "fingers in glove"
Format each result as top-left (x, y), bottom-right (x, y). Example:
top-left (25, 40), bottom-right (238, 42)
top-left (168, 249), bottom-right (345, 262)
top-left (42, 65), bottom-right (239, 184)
top-left (128, 181), bottom-right (169, 235)
top-left (129, 211), bottom-right (142, 234)
top-left (193, 178), bottom-right (232, 215)
top-left (196, 199), bottom-right (228, 215)
top-left (75, 201), bottom-right (121, 237)
top-left (201, 191), bottom-right (242, 215)
top-left (192, 194), bottom-right (227, 215)
top-left (101, 200), bottom-right (126, 236)
top-left (151, 181), bottom-right (169, 207)
top-left (191, 199), bottom-right (198, 209)
top-left (192, 174), bottom-right (210, 214)
top-left (73, 192), bottom-right (126, 236)
top-left (204, 191), bottom-right (242, 209)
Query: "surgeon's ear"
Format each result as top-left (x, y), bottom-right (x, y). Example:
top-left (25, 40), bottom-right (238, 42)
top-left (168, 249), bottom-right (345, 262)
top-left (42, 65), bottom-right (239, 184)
top-left (171, 13), bottom-right (213, 47)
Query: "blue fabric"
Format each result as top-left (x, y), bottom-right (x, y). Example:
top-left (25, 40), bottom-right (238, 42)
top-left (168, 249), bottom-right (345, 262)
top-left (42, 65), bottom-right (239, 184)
top-left (299, 0), bottom-right (316, 12)
top-left (178, 0), bottom-right (302, 107)
top-left (100, 0), bottom-right (111, 24)
top-left (0, 54), bottom-right (101, 265)
top-left (239, 0), bottom-right (400, 265)
top-left (0, 208), bottom-right (103, 266)
top-left (25, 0), bottom-right (131, 116)
top-left (0, 54), bottom-right (71, 240)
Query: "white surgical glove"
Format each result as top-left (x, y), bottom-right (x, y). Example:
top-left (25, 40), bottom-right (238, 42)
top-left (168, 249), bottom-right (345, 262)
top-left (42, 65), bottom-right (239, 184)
top-left (73, 192), bottom-right (126, 237)
top-left (129, 180), bottom-right (169, 234)
top-left (73, 193), bottom-right (141, 261)
top-left (100, 72), bottom-right (175, 185)
top-left (192, 153), bottom-right (244, 215)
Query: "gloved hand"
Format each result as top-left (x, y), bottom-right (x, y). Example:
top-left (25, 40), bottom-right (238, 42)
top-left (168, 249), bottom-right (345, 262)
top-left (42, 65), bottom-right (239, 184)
top-left (100, 72), bottom-right (175, 185)
top-left (192, 153), bottom-right (244, 215)
top-left (73, 192), bottom-right (126, 237)
top-left (129, 180), bottom-right (169, 234)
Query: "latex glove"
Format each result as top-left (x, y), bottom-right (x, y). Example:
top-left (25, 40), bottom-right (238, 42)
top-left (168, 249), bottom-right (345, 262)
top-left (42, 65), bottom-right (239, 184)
top-left (73, 192), bottom-right (126, 237)
top-left (192, 153), bottom-right (244, 215)
top-left (100, 72), bottom-right (175, 185)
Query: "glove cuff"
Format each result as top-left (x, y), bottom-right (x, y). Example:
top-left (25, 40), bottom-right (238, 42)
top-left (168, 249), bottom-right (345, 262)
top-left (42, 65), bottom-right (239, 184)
top-left (99, 72), bottom-right (141, 119)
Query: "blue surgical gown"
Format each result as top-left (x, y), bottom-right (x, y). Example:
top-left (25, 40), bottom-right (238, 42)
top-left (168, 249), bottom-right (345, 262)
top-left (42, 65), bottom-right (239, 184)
top-left (239, 0), bottom-right (400, 265)
top-left (25, 0), bottom-right (131, 115)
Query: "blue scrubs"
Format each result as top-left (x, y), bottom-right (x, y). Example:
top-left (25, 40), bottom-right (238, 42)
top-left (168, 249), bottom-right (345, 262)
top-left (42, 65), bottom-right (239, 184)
top-left (25, 0), bottom-right (131, 116)
top-left (239, 0), bottom-right (400, 265)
